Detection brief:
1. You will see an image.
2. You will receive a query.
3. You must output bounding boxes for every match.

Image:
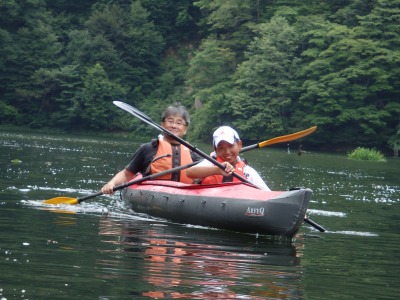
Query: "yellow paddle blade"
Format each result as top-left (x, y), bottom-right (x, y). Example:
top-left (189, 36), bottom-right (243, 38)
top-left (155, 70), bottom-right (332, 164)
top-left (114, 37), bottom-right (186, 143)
top-left (258, 126), bottom-right (317, 148)
top-left (43, 197), bottom-right (79, 205)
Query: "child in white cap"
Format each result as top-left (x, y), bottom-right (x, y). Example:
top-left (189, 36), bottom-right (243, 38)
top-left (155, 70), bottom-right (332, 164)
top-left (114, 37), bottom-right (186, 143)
top-left (186, 126), bottom-right (270, 190)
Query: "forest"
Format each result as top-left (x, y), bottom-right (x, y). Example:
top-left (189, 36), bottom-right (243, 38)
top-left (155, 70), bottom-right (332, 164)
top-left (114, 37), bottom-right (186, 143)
top-left (0, 0), bottom-right (399, 154)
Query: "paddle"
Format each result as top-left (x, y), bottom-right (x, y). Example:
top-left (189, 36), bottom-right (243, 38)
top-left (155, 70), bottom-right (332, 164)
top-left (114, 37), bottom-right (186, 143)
top-left (114, 101), bottom-right (326, 233)
top-left (117, 99), bottom-right (317, 153)
top-left (43, 161), bottom-right (198, 205)
top-left (304, 217), bottom-right (326, 232)
top-left (241, 126), bottom-right (317, 153)
top-left (113, 101), bottom-right (256, 187)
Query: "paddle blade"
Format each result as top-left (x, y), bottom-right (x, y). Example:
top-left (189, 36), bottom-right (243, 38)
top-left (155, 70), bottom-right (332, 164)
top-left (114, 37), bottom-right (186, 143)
top-left (43, 197), bottom-right (79, 205)
top-left (258, 126), bottom-right (317, 148)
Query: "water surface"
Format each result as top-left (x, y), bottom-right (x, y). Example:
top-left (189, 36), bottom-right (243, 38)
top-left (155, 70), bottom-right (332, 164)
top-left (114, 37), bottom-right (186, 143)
top-left (1, 131), bottom-right (399, 299)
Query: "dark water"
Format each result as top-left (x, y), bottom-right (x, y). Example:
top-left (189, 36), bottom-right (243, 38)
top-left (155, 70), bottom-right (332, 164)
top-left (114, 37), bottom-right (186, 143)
top-left (1, 131), bottom-right (399, 299)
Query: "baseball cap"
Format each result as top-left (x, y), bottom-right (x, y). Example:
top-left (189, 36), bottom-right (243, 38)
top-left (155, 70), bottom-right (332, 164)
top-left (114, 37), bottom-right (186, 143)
top-left (213, 126), bottom-right (240, 147)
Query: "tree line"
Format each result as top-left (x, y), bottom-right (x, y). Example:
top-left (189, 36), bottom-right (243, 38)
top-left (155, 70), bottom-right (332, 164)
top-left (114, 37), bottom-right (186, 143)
top-left (0, 0), bottom-right (399, 154)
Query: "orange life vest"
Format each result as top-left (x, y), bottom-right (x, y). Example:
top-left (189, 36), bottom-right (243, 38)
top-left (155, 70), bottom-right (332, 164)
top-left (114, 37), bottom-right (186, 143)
top-left (149, 139), bottom-right (193, 183)
top-left (201, 156), bottom-right (247, 185)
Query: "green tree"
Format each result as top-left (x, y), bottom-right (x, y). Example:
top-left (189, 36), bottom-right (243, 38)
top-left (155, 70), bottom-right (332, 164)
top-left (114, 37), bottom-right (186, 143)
top-left (0, 28), bottom-right (14, 105)
top-left (8, 17), bottom-right (63, 126)
top-left (230, 16), bottom-right (299, 140)
top-left (65, 29), bottom-right (121, 77)
top-left (388, 122), bottom-right (400, 156)
top-left (189, 81), bottom-right (236, 142)
top-left (142, 46), bottom-right (194, 121)
top-left (140, 0), bottom-right (201, 46)
top-left (194, 0), bottom-right (257, 55)
top-left (329, 0), bottom-right (375, 26)
top-left (186, 37), bottom-right (236, 91)
top-left (296, 0), bottom-right (400, 148)
top-left (83, 2), bottom-right (164, 99)
top-left (72, 63), bottom-right (127, 130)
top-left (46, 0), bottom-right (98, 27)
top-left (185, 37), bottom-right (236, 140)
top-left (29, 65), bottom-right (83, 128)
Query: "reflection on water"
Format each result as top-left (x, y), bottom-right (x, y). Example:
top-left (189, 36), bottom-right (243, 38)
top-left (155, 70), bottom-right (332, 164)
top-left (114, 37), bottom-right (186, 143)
top-left (97, 217), bottom-right (304, 299)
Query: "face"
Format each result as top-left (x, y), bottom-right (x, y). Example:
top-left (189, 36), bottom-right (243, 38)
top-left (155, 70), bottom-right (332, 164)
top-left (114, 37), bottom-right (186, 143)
top-left (162, 114), bottom-right (188, 139)
top-left (215, 140), bottom-right (242, 164)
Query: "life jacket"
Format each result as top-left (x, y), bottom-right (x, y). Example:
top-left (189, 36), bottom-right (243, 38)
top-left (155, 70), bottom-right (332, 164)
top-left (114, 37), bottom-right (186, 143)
top-left (201, 156), bottom-right (247, 185)
top-left (149, 139), bottom-right (193, 183)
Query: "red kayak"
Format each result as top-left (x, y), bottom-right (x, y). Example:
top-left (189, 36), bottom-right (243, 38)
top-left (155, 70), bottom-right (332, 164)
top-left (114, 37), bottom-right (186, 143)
top-left (122, 180), bottom-right (312, 237)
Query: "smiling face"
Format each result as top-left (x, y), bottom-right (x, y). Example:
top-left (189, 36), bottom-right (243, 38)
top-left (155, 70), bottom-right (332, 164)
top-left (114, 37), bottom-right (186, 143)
top-left (215, 140), bottom-right (242, 165)
top-left (161, 114), bottom-right (188, 140)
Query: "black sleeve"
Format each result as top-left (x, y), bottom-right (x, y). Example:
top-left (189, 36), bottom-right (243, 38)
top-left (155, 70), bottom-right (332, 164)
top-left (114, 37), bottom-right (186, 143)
top-left (125, 142), bottom-right (157, 175)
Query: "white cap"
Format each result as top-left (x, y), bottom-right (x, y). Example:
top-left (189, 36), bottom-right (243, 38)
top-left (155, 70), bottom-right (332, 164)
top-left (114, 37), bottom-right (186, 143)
top-left (213, 126), bottom-right (240, 147)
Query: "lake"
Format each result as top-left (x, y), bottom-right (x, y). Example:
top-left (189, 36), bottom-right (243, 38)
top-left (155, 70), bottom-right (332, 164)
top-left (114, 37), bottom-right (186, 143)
top-left (1, 130), bottom-right (399, 299)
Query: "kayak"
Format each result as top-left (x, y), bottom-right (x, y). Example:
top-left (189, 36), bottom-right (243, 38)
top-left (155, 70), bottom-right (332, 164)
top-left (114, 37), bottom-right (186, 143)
top-left (121, 180), bottom-right (312, 237)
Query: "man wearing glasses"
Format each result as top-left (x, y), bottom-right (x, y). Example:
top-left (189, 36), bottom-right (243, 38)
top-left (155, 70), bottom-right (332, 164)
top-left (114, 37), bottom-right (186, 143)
top-left (101, 103), bottom-right (201, 194)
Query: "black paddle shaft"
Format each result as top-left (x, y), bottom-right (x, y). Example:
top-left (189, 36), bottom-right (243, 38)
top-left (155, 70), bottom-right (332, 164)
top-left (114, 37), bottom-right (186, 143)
top-left (77, 161), bottom-right (198, 203)
top-left (304, 217), bottom-right (327, 232)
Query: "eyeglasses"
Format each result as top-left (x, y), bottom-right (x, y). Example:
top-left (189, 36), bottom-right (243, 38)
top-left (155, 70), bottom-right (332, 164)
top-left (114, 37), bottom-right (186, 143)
top-left (163, 118), bottom-right (187, 127)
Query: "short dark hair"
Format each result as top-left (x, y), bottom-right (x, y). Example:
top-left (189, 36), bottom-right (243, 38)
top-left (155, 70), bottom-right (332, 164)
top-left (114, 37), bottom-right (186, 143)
top-left (162, 102), bottom-right (190, 125)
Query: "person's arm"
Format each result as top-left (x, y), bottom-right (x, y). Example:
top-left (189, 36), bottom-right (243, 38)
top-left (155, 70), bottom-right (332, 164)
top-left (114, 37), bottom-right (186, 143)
top-left (244, 165), bottom-right (271, 191)
top-left (101, 169), bottom-right (135, 194)
top-left (101, 142), bottom-right (153, 195)
top-left (186, 160), bottom-right (234, 179)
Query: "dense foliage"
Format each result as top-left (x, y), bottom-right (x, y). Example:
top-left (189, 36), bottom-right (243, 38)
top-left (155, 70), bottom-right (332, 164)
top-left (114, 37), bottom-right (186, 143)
top-left (348, 147), bottom-right (386, 162)
top-left (0, 0), bottom-right (399, 153)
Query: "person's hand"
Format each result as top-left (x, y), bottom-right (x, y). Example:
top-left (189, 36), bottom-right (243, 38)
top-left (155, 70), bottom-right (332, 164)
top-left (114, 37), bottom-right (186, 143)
top-left (101, 182), bottom-right (115, 195)
top-left (221, 161), bottom-right (235, 175)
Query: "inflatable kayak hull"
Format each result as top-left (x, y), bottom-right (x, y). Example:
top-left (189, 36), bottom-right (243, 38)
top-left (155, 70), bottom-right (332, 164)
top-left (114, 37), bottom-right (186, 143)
top-left (122, 180), bottom-right (312, 237)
